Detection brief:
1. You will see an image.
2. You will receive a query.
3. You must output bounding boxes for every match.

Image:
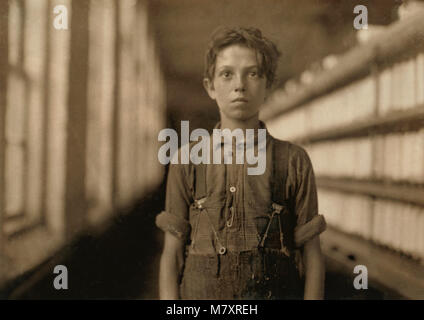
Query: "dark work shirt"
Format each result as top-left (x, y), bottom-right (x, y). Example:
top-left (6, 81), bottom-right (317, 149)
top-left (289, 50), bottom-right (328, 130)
top-left (156, 122), bottom-right (318, 255)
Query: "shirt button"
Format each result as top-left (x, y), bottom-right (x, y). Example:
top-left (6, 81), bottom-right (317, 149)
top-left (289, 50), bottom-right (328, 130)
top-left (229, 186), bottom-right (236, 193)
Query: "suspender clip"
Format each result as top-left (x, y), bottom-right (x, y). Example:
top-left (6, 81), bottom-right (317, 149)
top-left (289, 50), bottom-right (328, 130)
top-left (271, 202), bottom-right (283, 215)
top-left (194, 197), bottom-right (207, 210)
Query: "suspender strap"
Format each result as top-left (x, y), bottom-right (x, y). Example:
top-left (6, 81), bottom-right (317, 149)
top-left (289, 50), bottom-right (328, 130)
top-left (272, 139), bottom-right (290, 205)
top-left (271, 139), bottom-right (297, 252)
top-left (195, 162), bottom-right (207, 200)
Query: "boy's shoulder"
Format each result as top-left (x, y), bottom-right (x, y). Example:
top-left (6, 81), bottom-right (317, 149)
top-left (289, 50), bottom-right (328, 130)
top-left (270, 134), bottom-right (312, 165)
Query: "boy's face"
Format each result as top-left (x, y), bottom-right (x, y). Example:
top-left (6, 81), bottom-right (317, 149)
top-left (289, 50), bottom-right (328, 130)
top-left (203, 44), bottom-right (268, 122)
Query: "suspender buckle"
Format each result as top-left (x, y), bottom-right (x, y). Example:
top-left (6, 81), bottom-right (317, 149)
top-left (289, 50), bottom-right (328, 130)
top-left (271, 202), bottom-right (283, 215)
top-left (194, 197), bottom-right (207, 210)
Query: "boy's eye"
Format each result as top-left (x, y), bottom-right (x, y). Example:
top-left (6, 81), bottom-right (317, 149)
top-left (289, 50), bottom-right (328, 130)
top-left (221, 71), bottom-right (232, 78)
top-left (249, 70), bottom-right (263, 78)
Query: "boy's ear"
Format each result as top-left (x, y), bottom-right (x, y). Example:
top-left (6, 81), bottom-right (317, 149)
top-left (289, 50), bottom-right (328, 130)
top-left (203, 78), bottom-right (216, 100)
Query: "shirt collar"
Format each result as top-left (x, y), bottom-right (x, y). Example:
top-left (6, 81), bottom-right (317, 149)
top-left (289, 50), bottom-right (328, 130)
top-left (211, 121), bottom-right (270, 151)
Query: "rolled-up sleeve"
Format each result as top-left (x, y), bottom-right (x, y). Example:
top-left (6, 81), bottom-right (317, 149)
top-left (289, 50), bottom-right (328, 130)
top-left (155, 162), bottom-right (192, 241)
top-left (290, 145), bottom-right (319, 227)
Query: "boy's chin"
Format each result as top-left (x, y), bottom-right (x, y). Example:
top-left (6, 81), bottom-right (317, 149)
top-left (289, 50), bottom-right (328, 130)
top-left (220, 109), bottom-right (259, 122)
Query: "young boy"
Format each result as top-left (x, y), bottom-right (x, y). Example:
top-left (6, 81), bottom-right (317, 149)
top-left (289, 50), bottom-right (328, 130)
top-left (156, 27), bottom-right (325, 299)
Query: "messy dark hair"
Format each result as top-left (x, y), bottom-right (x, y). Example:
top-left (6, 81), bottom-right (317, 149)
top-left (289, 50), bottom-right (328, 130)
top-left (204, 26), bottom-right (281, 88)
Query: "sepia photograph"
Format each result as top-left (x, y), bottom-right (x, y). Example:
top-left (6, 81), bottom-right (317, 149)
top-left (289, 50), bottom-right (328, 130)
top-left (0, 0), bottom-right (423, 303)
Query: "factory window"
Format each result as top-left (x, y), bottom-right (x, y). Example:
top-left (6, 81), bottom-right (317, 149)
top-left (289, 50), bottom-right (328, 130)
top-left (3, 0), bottom-right (47, 236)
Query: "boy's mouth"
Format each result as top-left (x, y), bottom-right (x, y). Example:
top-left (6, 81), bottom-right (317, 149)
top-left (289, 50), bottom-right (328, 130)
top-left (232, 97), bottom-right (248, 103)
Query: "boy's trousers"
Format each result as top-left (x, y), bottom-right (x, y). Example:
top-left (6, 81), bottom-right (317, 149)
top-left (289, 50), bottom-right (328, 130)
top-left (180, 248), bottom-right (303, 300)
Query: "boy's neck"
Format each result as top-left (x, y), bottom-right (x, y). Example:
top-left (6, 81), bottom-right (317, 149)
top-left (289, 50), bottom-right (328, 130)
top-left (219, 113), bottom-right (260, 131)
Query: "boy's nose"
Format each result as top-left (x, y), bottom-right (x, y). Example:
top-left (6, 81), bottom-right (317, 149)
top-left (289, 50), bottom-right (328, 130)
top-left (234, 75), bottom-right (246, 92)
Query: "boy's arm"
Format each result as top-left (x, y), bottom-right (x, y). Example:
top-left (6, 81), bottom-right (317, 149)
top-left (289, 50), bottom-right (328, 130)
top-left (290, 145), bottom-right (325, 299)
top-left (156, 160), bottom-right (192, 300)
top-left (159, 232), bottom-right (185, 299)
top-left (303, 235), bottom-right (325, 300)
